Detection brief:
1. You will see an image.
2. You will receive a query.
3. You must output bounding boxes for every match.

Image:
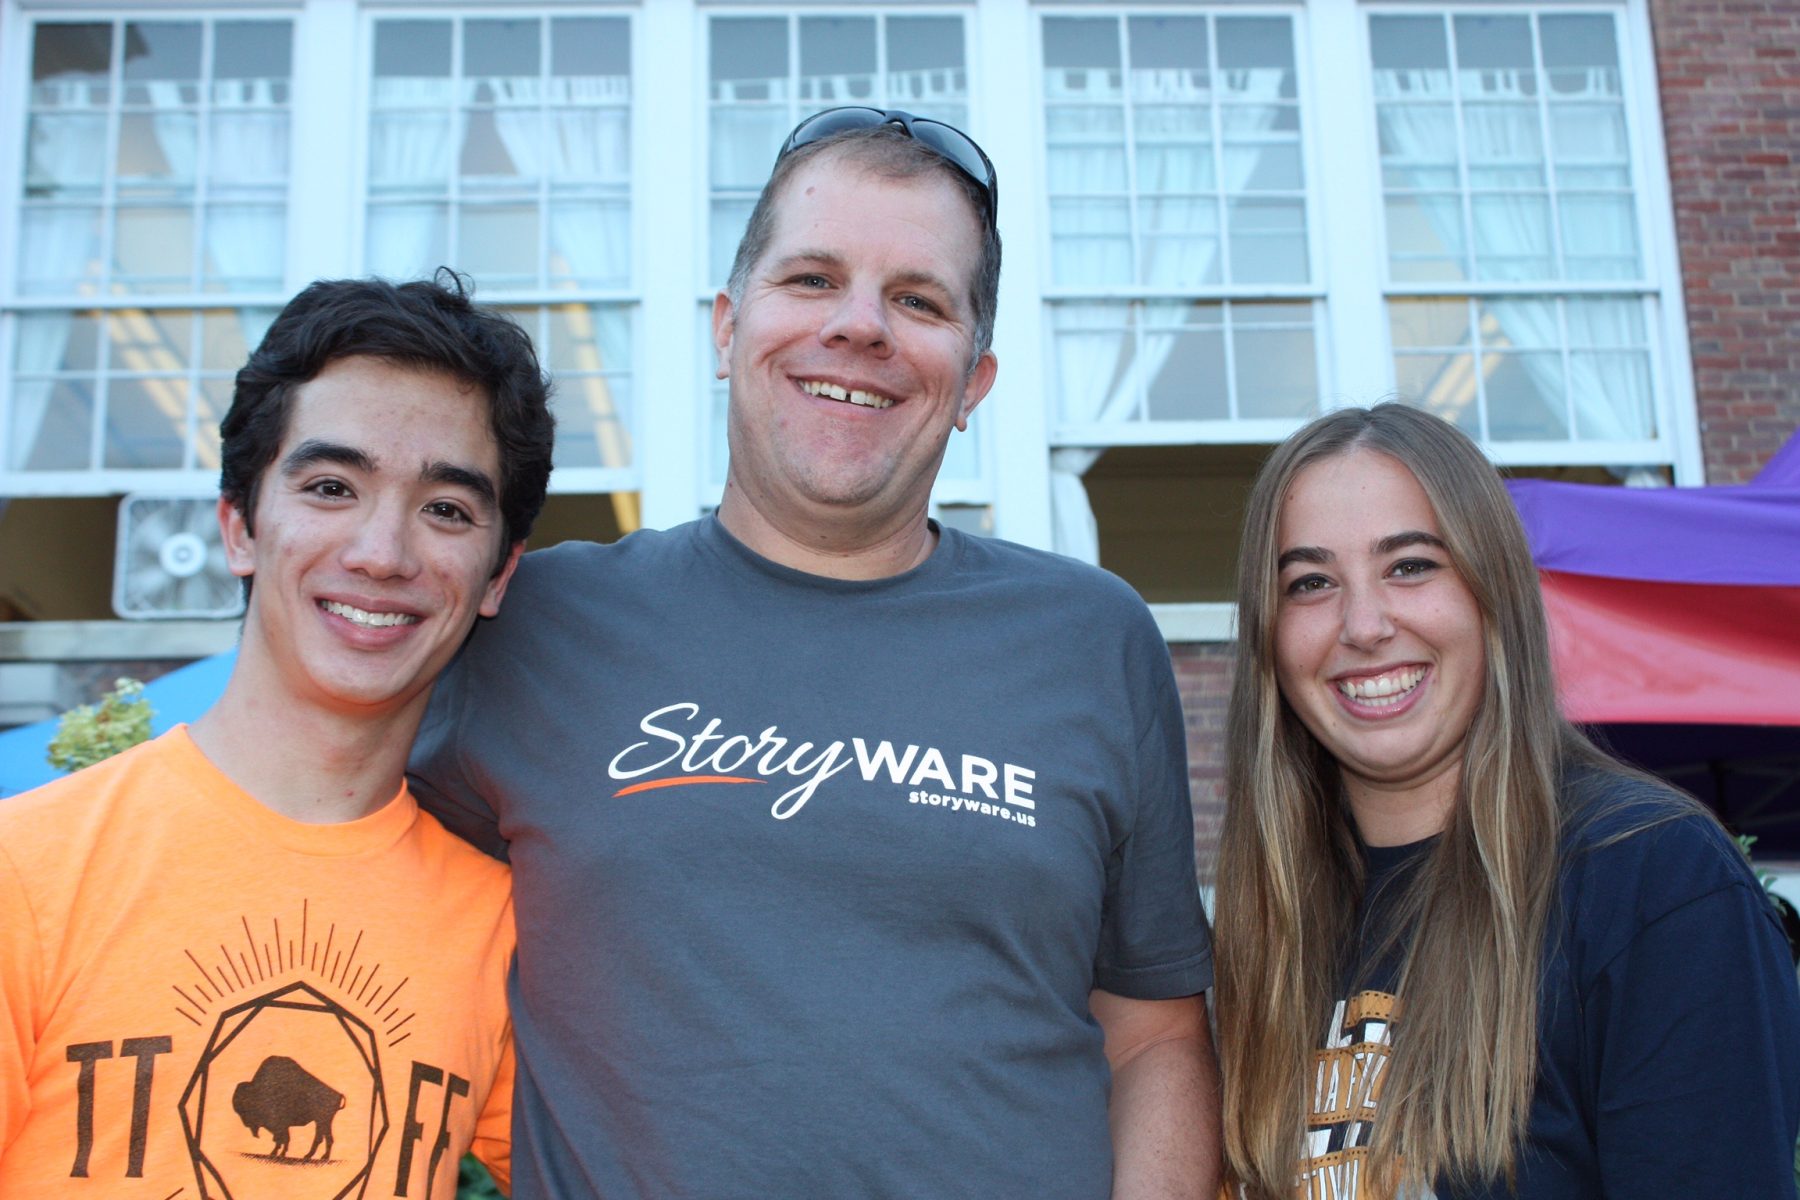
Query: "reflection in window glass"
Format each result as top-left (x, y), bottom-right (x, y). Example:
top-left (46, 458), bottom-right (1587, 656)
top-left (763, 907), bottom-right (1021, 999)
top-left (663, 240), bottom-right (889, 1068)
top-left (7, 307), bottom-right (275, 474)
top-left (707, 12), bottom-right (969, 286)
top-left (506, 304), bottom-right (636, 474)
top-left (368, 15), bottom-right (632, 292)
top-left (1370, 11), bottom-right (1639, 284)
top-left (1388, 295), bottom-right (1653, 441)
top-left (1052, 301), bottom-right (1318, 427)
top-left (17, 18), bottom-right (293, 298)
top-left (1042, 13), bottom-right (1307, 288)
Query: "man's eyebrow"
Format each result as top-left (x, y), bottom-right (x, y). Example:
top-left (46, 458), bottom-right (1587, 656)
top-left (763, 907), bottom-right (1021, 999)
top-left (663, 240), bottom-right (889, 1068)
top-left (281, 440), bottom-right (373, 476)
top-left (422, 461), bottom-right (498, 508)
top-left (769, 250), bottom-right (845, 275)
top-left (1277, 546), bottom-right (1329, 570)
top-left (1374, 530), bottom-right (1448, 555)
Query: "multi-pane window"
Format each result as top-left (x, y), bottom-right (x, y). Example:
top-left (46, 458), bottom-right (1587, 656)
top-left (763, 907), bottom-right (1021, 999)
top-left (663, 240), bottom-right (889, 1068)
top-left (1041, 12), bottom-right (1319, 435)
top-left (366, 15), bottom-right (629, 290)
top-left (11, 308), bottom-right (275, 474)
top-left (7, 18), bottom-right (293, 482)
top-left (503, 303), bottom-right (634, 476)
top-left (366, 14), bottom-right (636, 479)
top-left (703, 13), bottom-right (983, 502)
top-left (1372, 11), bottom-right (1656, 443)
top-left (1051, 301), bottom-right (1318, 434)
top-left (706, 13), bottom-right (970, 286)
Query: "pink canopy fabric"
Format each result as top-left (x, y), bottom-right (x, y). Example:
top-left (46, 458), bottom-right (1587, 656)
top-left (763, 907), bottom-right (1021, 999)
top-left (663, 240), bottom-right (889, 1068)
top-left (1507, 433), bottom-right (1800, 725)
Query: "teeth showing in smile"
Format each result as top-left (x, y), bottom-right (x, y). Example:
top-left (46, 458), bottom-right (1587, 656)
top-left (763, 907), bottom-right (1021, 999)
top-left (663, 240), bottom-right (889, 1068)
top-left (1337, 667), bottom-right (1425, 707)
top-left (801, 379), bottom-right (894, 409)
top-left (321, 599), bottom-right (419, 628)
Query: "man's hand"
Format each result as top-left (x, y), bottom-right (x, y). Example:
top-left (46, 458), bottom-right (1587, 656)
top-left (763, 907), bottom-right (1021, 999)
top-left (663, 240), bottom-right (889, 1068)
top-left (1091, 989), bottom-right (1222, 1200)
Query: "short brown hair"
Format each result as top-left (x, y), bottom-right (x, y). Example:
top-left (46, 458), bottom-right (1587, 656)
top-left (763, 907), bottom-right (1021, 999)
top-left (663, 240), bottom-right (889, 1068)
top-left (723, 127), bottom-right (1001, 368)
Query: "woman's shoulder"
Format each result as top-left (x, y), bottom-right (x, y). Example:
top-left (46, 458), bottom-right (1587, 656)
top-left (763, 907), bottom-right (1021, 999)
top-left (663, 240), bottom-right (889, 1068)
top-left (1558, 763), bottom-right (1761, 922)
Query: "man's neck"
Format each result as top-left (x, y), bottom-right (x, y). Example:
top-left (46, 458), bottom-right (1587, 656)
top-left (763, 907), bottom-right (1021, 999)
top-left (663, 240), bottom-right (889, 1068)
top-left (715, 487), bottom-right (937, 580)
top-left (189, 681), bottom-right (420, 825)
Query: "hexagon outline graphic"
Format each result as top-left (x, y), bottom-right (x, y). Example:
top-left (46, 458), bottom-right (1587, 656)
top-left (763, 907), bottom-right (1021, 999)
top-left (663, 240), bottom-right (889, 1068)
top-left (178, 980), bottom-right (389, 1200)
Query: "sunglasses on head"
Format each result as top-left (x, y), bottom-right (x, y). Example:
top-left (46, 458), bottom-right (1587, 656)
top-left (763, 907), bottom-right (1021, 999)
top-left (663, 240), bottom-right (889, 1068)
top-left (777, 107), bottom-right (999, 233)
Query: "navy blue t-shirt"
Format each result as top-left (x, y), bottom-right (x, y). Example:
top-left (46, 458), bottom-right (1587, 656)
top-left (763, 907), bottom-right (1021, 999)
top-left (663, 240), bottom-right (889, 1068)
top-left (1301, 771), bottom-right (1800, 1198)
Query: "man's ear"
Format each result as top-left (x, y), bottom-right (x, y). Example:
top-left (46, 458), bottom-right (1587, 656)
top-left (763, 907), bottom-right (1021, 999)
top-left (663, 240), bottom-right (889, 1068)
top-left (479, 541), bottom-right (525, 619)
top-left (954, 350), bottom-right (999, 433)
top-left (219, 495), bottom-right (256, 579)
top-left (711, 291), bottom-right (735, 381)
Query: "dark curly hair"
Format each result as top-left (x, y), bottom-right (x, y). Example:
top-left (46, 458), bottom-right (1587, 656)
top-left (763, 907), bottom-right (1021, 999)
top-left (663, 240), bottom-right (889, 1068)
top-left (220, 271), bottom-right (555, 572)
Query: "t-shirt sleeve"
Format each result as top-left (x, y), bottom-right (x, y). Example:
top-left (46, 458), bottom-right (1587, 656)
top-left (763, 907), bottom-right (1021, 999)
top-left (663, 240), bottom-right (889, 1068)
top-left (1092, 644), bottom-right (1214, 999)
top-left (0, 845), bottom-right (40, 1158)
top-left (1584, 823), bottom-right (1800, 1194)
top-left (468, 1024), bottom-right (514, 1194)
top-left (407, 656), bottom-right (509, 861)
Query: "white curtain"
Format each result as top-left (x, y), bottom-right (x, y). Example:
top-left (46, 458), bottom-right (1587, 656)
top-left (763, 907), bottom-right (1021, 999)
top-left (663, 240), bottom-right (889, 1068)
top-left (12, 83), bottom-right (104, 466)
top-left (1048, 67), bottom-right (1285, 562)
top-left (207, 78), bottom-right (289, 290)
top-left (8, 315), bottom-right (76, 471)
top-left (367, 79), bottom-right (455, 279)
top-left (489, 76), bottom-right (630, 287)
top-left (1377, 69), bottom-right (1650, 440)
top-left (1049, 302), bottom-right (1191, 560)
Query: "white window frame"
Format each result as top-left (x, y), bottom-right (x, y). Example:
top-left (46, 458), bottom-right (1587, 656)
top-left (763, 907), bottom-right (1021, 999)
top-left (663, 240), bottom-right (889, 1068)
top-left (357, 5), bottom-right (643, 499)
top-left (0, 6), bottom-right (302, 499)
top-left (1356, 0), bottom-right (1698, 478)
top-left (1035, 4), bottom-right (1332, 453)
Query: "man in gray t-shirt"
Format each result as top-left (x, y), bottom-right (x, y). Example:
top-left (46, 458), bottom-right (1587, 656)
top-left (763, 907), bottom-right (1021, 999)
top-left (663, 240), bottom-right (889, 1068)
top-left (411, 109), bottom-right (1221, 1198)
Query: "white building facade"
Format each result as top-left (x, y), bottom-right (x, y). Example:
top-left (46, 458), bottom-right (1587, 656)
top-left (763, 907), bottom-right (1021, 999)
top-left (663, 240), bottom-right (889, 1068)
top-left (0, 0), bottom-right (1695, 717)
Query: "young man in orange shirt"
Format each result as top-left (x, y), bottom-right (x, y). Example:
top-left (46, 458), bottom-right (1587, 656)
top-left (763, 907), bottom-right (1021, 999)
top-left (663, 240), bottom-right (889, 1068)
top-left (0, 274), bottom-right (552, 1199)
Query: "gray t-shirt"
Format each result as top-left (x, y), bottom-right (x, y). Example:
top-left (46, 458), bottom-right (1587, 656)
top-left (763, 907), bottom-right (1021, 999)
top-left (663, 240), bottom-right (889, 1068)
top-left (410, 516), bottom-right (1213, 1199)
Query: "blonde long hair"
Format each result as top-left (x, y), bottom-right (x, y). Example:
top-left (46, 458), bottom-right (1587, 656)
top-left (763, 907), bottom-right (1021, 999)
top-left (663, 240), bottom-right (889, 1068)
top-left (1217, 404), bottom-right (1608, 1196)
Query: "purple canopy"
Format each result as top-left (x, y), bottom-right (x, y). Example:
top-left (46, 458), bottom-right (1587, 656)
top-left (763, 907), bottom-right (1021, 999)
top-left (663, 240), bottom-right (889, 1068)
top-left (1506, 432), bottom-right (1800, 587)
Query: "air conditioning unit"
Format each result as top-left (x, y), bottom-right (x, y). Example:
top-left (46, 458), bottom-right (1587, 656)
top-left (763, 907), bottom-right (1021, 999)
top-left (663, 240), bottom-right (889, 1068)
top-left (112, 494), bottom-right (245, 620)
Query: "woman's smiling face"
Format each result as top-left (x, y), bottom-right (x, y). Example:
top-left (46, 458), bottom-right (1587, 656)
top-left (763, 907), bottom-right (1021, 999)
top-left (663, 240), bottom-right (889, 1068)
top-left (1272, 448), bottom-right (1487, 841)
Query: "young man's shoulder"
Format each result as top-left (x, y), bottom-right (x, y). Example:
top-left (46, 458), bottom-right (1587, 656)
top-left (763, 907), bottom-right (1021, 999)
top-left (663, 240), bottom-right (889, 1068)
top-left (0, 732), bottom-right (183, 842)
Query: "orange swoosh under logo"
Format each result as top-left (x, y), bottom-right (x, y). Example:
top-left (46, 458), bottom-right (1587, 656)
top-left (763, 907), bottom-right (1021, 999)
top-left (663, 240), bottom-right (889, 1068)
top-left (612, 775), bottom-right (763, 798)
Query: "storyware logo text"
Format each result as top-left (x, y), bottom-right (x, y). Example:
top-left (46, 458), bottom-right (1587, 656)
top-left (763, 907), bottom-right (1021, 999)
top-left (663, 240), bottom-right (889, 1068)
top-left (607, 702), bottom-right (1039, 827)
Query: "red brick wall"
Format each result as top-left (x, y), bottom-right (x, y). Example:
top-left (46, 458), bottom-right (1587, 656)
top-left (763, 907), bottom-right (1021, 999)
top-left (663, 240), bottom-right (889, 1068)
top-left (1651, 0), bottom-right (1800, 481)
top-left (1171, 642), bottom-right (1233, 887)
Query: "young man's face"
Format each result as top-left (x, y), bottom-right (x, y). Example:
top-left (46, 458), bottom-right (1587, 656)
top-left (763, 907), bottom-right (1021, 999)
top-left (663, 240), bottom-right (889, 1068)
top-left (222, 355), bottom-right (519, 722)
top-left (712, 153), bottom-right (998, 531)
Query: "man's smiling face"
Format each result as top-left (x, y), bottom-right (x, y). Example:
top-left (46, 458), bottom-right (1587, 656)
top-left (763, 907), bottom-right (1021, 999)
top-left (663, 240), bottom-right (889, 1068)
top-left (222, 354), bottom-right (519, 722)
top-left (712, 152), bottom-right (998, 533)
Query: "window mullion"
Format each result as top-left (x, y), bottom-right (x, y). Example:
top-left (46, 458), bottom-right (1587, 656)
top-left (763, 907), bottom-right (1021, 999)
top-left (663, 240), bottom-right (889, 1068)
top-left (1207, 14), bottom-right (1227, 289)
top-left (1119, 14), bottom-right (1143, 303)
top-left (538, 17), bottom-right (552, 293)
top-left (194, 19), bottom-right (215, 297)
top-left (1530, 14), bottom-right (1568, 281)
top-left (1445, 14), bottom-right (1475, 285)
top-left (448, 18), bottom-right (465, 273)
top-left (875, 16), bottom-right (890, 108)
top-left (101, 19), bottom-right (125, 297)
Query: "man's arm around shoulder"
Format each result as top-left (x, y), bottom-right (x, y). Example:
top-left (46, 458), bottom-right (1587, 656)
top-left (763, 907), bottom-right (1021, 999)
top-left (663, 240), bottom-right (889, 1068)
top-left (1092, 988), bottom-right (1222, 1200)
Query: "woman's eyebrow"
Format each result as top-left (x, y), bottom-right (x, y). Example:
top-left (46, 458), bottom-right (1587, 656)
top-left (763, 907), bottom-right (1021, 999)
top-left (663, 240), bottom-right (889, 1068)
top-left (1277, 546), bottom-right (1330, 570)
top-left (1373, 530), bottom-right (1448, 555)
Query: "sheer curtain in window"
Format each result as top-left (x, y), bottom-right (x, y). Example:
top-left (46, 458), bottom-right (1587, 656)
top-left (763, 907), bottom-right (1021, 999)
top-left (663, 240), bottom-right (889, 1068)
top-left (490, 76), bottom-right (630, 283)
top-left (12, 83), bottom-right (102, 464)
top-left (1050, 302), bottom-right (1190, 560)
top-left (1049, 69), bottom-right (1285, 562)
top-left (368, 79), bottom-right (455, 278)
top-left (1378, 69), bottom-right (1648, 438)
top-left (208, 78), bottom-right (288, 291)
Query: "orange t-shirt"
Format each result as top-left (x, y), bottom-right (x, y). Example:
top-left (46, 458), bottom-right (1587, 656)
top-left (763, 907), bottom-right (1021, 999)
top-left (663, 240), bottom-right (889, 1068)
top-left (0, 728), bottom-right (514, 1198)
